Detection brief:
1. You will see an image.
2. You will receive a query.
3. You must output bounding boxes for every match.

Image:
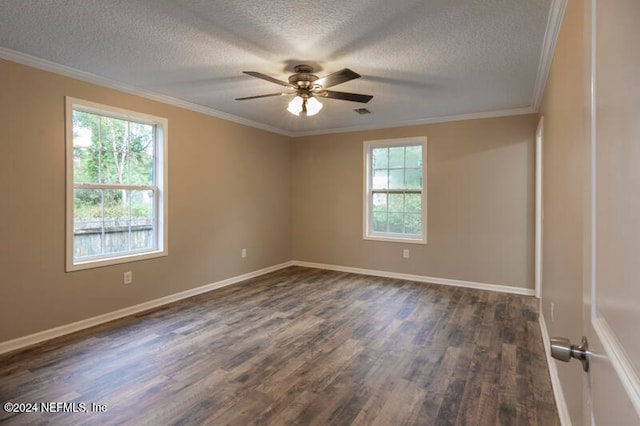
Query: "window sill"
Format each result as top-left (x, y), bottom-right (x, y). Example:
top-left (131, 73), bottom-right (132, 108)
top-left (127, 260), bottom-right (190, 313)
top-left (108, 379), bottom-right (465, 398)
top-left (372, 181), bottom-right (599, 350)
top-left (363, 234), bottom-right (427, 245)
top-left (66, 249), bottom-right (167, 272)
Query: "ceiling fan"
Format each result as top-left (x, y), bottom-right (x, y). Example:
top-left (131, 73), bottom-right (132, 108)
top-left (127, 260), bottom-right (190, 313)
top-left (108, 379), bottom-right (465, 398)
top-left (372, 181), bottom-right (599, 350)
top-left (235, 65), bottom-right (373, 116)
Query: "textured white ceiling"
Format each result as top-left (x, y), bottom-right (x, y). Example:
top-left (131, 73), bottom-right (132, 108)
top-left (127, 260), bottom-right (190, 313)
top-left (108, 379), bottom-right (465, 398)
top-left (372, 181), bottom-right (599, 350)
top-left (0, 0), bottom-right (555, 135)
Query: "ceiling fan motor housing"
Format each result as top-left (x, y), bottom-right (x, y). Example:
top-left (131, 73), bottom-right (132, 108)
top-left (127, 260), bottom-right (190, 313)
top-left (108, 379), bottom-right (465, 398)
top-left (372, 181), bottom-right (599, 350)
top-left (289, 65), bottom-right (319, 91)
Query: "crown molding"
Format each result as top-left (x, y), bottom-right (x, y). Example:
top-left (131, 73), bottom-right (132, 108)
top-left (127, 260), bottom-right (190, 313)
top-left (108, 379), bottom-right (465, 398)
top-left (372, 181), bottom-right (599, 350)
top-left (0, 47), bottom-right (293, 137)
top-left (290, 107), bottom-right (537, 137)
top-left (531, 0), bottom-right (569, 110)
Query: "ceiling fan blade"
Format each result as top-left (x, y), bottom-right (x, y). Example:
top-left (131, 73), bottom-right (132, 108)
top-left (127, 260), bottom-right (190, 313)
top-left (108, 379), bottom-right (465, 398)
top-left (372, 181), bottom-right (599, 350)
top-left (315, 68), bottom-right (361, 88)
top-left (235, 93), bottom-right (284, 100)
top-left (243, 71), bottom-right (290, 87)
top-left (322, 90), bottom-right (373, 103)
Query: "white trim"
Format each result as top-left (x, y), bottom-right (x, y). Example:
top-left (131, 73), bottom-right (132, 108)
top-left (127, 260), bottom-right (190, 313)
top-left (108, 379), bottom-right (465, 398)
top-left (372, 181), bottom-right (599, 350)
top-left (0, 262), bottom-right (294, 355)
top-left (592, 317), bottom-right (640, 417)
top-left (363, 137), bottom-right (428, 244)
top-left (0, 47), bottom-right (537, 138)
top-left (535, 117), bottom-right (544, 298)
top-left (291, 260), bottom-right (535, 296)
top-left (587, 0), bottom-right (598, 406)
top-left (362, 235), bottom-right (427, 245)
top-left (0, 47), bottom-right (291, 137)
top-left (539, 311), bottom-right (573, 426)
top-left (65, 97), bottom-right (169, 271)
top-left (294, 107), bottom-right (536, 137)
top-left (584, 6), bottom-right (597, 424)
top-left (588, 0), bottom-right (598, 321)
top-left (531, 0), bottom-right (569, 110)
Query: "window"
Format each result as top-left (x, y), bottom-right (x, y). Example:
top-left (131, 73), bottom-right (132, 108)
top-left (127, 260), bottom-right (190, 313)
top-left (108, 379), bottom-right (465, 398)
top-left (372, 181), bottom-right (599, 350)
top-left (65, 97), bottom-right (168, 271)
top-left (364, 137), bottom-right (427, 244)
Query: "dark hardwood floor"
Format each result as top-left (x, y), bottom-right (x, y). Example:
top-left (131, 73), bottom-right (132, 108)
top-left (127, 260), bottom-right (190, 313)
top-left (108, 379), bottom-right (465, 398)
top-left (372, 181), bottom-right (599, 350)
top-left (0, 267), bottom-right (559, 425)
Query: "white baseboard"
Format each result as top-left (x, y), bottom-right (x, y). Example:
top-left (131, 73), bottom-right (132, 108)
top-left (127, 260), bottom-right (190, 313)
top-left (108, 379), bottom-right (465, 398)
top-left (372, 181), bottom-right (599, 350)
top-left (0, 261), bottom-right (294, 355)
top-left (291, 260), bottom-right (535, 296)
top-left (539, 310), bottom-right (573, 426)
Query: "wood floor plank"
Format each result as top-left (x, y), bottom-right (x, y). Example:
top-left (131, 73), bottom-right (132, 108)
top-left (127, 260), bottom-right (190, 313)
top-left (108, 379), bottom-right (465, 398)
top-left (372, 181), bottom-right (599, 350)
top-left (0, 266), bottom-right (559, 425)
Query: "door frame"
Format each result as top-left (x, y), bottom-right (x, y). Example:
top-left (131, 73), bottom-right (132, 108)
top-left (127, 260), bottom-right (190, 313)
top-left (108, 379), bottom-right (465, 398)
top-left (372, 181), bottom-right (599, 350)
top-left (535, 117), bottom-right (544, 299)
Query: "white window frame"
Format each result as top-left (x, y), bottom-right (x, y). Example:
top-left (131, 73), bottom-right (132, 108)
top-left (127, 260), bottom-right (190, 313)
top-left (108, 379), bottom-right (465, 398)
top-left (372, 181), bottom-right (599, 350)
top-left (363, 136), bottom-right (427, 244)
top-left (65, 97), bottom-right (168, 271)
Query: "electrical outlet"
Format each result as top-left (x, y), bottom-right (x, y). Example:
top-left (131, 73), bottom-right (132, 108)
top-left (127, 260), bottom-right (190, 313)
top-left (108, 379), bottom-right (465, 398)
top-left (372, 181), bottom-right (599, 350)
top-left (403, 249), bottom-right (410, 259)
top-left (550, 302), bottom-right (555, 322)
top-left (241, 249), bottom-right (247, 258)
top-left (124, 271), bottom-right (132, 284)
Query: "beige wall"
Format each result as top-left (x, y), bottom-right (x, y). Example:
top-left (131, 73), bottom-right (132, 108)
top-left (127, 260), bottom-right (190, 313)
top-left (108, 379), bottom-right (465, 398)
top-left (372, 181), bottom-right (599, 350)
top-left (291, 114), bottom-right (538, 289)
top-left (0, 56), bottom-right (541, 345)
top-left (538, 0), bottom-right (586, 423)
top-left (0, 59), bottom-right (292, 342)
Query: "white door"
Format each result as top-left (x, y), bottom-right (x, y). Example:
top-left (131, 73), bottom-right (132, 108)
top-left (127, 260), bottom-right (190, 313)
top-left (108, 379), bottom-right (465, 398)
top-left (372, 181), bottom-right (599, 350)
top-left (583, 0), bottom-right (640, 423)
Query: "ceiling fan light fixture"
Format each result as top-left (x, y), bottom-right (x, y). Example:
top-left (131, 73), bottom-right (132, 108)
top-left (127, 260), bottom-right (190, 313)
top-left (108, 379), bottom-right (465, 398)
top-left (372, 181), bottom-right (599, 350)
top-left (287, 95), bottom-right (323, 117)
top-left (287, 96), bottom-right (304, 116)
top-left (305, 97), bottom-right (323, 116)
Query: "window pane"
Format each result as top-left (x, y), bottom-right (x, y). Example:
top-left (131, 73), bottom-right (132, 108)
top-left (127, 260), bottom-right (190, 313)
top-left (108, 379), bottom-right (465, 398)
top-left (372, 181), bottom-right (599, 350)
top-left (73, 147), bottom-right (99, 184)
top-left (73, 188), bottom-right (103, 259)
top-left (365, 139), bottom-right (425, 241)
top-left (405, 168), bottom-right (422, 189)
top-left (405, 193), bottom-right (422, 213)
top-left (131, 190), bottom-right (154, 251)
top-left (406, 145), bottom-right (422, 168)
top-left (389, 169), bottom-right (404, 189)
top-left (74, 188), bottom-right (102, 222)
top-left (100, 116), bottom-right (128, 151)
top-left (373, 169), bottom-right (388, 189)
top-left (388, 193), bottom-right (404, 212)
top-left (373, 212), bottom-right (387, 232)
top-left (389, 146), bottom-right (405, 168)
top-left (372, 147), bottom-right (388, 169)
top-left (73, 111), bottom-right (100, 149)
top-left (372, 193), bottom-right (387, 212)
top-left (130, 122), bottom-right (154, 156)
top-left (404, 214), bottom-right (422, 235)
top-left (129, 153), bottom-right (153, 185)
top-left (100, 150), bottom-right (128, 184)
top-left (103, 189), bottom-right (130, 254)
top-left (388, 212), bottom-right (404, 233)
